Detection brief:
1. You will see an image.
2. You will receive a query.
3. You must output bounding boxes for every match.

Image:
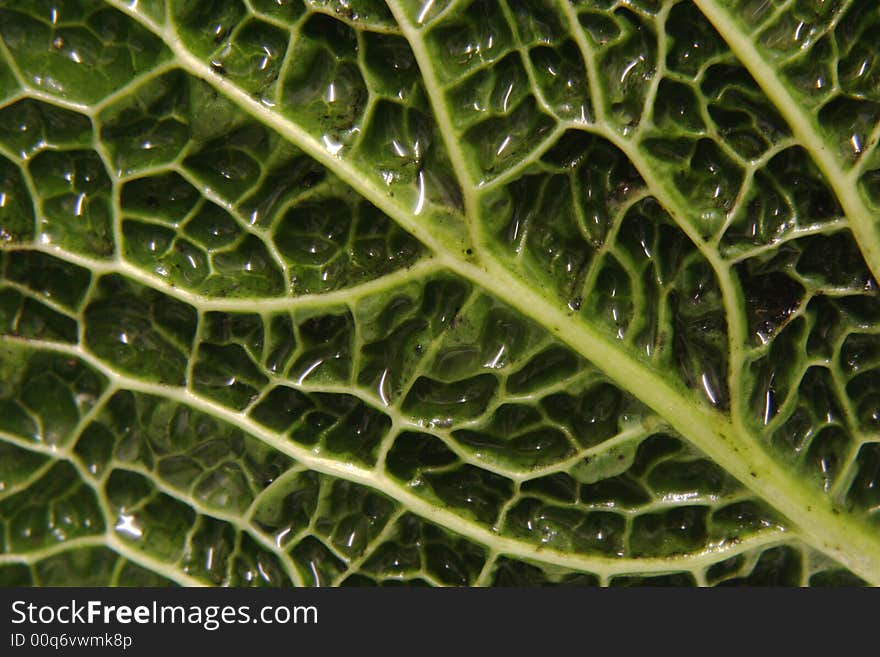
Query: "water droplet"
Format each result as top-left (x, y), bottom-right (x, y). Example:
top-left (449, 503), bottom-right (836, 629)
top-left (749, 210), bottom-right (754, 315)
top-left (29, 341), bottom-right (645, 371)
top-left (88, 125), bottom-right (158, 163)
top-left (115, 513), bottom-right (143, 540)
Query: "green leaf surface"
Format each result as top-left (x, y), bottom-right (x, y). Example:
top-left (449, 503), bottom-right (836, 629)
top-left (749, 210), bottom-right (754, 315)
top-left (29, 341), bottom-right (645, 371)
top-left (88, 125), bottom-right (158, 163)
top-left (1, 0), bottom-right (879, 586)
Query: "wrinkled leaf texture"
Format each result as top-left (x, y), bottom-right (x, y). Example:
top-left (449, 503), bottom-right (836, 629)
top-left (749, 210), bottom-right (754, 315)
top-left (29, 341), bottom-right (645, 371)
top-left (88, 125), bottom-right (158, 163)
top-left (0, 0), bottom-right (880, 587)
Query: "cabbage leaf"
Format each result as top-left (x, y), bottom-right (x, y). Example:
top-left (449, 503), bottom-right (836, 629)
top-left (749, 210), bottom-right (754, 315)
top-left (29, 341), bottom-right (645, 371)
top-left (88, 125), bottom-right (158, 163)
top-left (1, 0), bottom-right (879, 586)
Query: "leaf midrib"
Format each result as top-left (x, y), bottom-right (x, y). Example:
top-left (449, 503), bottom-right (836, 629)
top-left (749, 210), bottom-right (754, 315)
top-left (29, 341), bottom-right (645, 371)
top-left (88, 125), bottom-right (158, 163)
top-left (98, 0), bottom-right (880, 583)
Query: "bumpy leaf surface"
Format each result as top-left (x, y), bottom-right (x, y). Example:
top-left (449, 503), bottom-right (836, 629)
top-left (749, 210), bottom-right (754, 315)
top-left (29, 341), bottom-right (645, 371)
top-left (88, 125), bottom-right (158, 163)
top-left (0, 0), bottom-right (879, 586)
